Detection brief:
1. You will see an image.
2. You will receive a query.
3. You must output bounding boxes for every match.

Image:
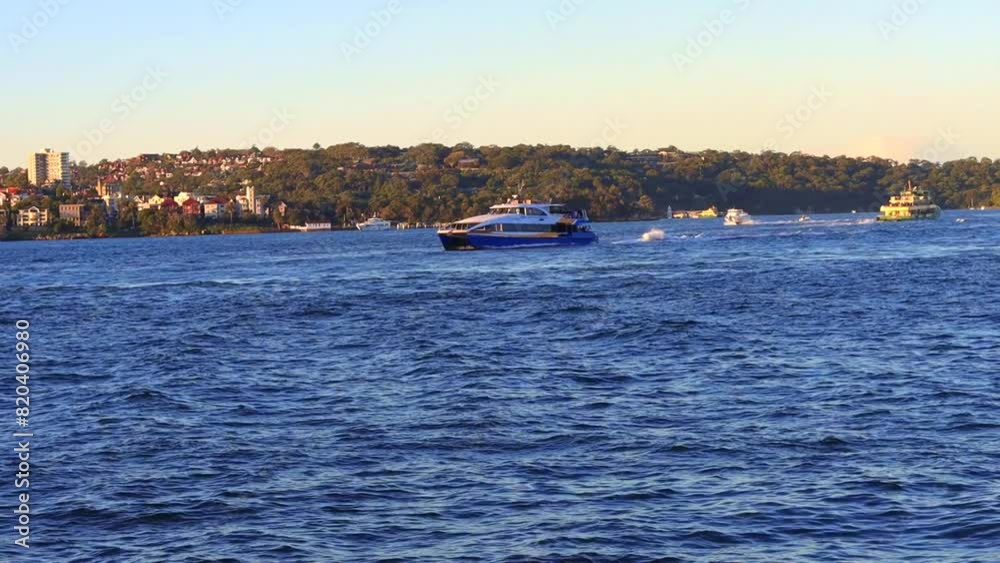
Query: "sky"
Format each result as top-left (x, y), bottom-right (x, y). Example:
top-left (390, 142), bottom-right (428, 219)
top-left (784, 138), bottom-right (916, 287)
top-left (2, 0), bottom-right (999, 167)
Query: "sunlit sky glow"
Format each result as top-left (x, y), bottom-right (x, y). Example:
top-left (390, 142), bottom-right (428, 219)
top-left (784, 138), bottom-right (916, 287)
top-left (3, 0), bottom-right (999, 167)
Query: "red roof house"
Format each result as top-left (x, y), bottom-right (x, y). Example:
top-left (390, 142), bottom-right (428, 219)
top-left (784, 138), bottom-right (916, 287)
top-left (182, 198), bottom-right (203, 216)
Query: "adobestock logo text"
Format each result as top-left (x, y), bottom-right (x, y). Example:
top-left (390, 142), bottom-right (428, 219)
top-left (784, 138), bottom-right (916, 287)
top-left (7, 0), bottom-right (72, 53)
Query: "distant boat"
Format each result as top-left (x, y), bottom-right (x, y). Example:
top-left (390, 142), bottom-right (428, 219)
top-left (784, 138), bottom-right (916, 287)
top-left (437, 197), bottom-right (597, 250)
top-left (290, 222), bottom-right (331, 232)
top-left (877, 181), bottom-right (941, 222)
top-left (356, 215), bottom-right (392, 231)
top-left (798, 214), bottom-right (811, 222)
top-left (723, 208), bottom-right (751, 226)
top-left (671, 206), bottom-right (717, 219)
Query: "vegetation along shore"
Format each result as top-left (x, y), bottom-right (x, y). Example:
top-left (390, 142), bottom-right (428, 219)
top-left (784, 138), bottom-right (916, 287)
top-left (3, 143), bottom-right (999, 241)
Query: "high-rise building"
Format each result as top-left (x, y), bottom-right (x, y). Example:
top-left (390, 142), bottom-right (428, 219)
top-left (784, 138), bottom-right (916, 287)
top-left (27, 149), bottom-right (71, 188)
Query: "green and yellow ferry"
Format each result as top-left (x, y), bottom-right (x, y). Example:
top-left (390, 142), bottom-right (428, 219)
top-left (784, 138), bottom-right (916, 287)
top-left (878, 181), bottom-right (942, 221)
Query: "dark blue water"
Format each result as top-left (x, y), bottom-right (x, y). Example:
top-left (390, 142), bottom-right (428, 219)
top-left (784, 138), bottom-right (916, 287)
top-left (3, 212), bottom-right (999, 562)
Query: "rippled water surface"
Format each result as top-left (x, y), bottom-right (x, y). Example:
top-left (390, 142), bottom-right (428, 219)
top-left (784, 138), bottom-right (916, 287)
top-left (3, 212), bottom-right (999, 562)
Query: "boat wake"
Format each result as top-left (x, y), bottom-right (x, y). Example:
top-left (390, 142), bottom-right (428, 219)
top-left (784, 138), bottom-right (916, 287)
top-left (764, 217), bottom-right (877, 228)
top-left (641, 228), bottom-right (666, 242)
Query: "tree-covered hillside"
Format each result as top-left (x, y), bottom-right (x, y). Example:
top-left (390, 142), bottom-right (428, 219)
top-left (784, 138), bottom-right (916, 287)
top-left (50, 144), bottom-right (1000, 224)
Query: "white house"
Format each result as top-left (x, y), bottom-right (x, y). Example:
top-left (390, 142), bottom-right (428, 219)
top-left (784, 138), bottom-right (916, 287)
top-left (235, 184), bottom-right (266, 217)
top-left (203, 197), bottom-right (229, 220)
top-left (16, 206), bottom-right (50, 228)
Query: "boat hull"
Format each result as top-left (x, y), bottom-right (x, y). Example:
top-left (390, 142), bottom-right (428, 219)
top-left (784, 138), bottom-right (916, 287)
top-left (877, 208), bottom-right (941, 221)
top-left (461, 232), bottom-right (597, 250)
top-left (438, 232), bottom-right (475, 251)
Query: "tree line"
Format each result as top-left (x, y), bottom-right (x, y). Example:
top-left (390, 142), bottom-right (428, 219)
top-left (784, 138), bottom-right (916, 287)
top-left (4, 144), bottom-right (1000, 229)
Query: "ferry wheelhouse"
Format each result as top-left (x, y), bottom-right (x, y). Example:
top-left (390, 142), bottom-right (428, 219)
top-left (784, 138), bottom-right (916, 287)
top-left (437, 198), bottom-right (597, 250)
top-left (878, 182), bottom-right (942, 221)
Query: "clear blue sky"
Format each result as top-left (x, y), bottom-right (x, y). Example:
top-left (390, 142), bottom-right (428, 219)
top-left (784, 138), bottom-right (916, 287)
top-left (3, 0), bottom-right (999, 167)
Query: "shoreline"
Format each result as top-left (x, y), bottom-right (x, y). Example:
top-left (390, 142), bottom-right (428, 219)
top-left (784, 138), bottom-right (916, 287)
top-left (2, 208), bottom-right (993, 243)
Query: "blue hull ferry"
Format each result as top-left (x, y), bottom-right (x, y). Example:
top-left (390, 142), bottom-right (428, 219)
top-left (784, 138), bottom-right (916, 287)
top-left (438, 198), bottom-right (598, 251)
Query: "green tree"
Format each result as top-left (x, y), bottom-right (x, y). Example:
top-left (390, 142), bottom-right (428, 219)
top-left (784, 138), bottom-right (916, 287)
top-left (84, 205), bottom-right (109, 237)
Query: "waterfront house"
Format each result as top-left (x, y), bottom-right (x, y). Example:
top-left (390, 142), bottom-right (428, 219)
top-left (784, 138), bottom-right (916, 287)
top-left (181, 198), bottom-right (202, 217)
top-left (16, 206), bottom-right (50, 229)
top-left (235, 184), bottom-right (266, 217)
top-left (160, 198), bottom-right (180, 212)
top-left (203, 197), bottom-right (228, 220)
top-left (59, 203), bottom-right (89, 227)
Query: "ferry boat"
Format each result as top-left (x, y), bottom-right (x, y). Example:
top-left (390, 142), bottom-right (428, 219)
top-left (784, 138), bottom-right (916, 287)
top-left (356, 215), bottom-right (392, 231)
top-left (723, 208), bottom-right (752, 226)
top-left (437, 198), bottom-right (597, 250)
top-left (878, 182), bottom-right (941, 221)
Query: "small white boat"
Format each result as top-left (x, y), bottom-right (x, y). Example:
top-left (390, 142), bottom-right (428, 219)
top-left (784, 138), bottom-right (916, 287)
top-left (356, 215), bottom-right (392, 231)
top-left (798, 214), bottom-right (811, 223)
top-left (723, 208), bottom-right (751, 226)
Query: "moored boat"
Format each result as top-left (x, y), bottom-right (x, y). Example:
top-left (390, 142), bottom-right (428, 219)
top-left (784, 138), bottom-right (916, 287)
top-left (437, 198), bottom-right (597, 250)
top-left (290, 222), bottom-right (331, 232)
top-left (878, 181), bottom-right (941, 221)
top-left (356, 215), bottom-right (392, 231)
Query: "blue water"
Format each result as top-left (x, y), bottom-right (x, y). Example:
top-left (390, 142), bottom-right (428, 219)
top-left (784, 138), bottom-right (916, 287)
top-left (3, 212), bottom-right (999, 562)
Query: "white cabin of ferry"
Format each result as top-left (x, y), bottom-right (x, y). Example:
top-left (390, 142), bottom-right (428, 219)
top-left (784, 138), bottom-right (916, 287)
top-left (442, 198), bottom-right (590, 232)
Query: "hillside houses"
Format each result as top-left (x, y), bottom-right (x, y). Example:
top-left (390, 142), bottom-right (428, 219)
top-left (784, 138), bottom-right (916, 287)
top-left (95, 150), bottom-right (281, 185)
top-left (0, 187), bottom-right (25, 207)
